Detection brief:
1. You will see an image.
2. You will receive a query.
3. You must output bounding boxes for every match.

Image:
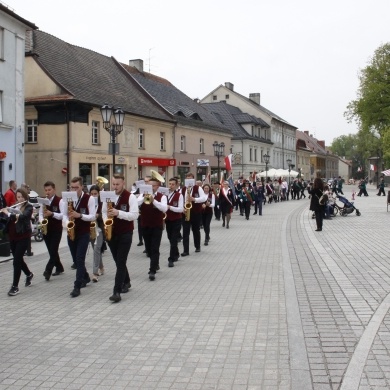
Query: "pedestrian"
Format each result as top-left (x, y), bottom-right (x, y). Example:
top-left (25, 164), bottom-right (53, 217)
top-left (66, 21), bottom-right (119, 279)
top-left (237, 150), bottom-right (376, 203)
top-left (219, 181), bottom-right (235, 228)
top-left (377, 177), bottom-right (386, 196)
top-left (253, 181), bottom-right (265, 215)
top-left (309, 177), bottom-right (325, 232)
top-left (1, 188), bottom-right (34, 296)
top-left (89, 185), bottom-right (105, 282)
top-left (337, 176), bottom-right (344, 195)
top-left (4, 180), bottom-right (17, 206)
top-left (202, 184), bottom-right (215, 245)
top-left (357, 179), bottom-right (369, 197)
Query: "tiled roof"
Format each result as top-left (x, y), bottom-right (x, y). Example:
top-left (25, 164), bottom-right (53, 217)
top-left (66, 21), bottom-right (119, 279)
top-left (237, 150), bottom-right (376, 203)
top-left (29, 31), bottom-right (173, 122)
top-left (232, 113), bottom-right (269, 127)
top-left (121, 63), bottom-right (230, 133)
top-left (296, 130), bottom-right (326, 155)
top-left (202, 102), bottom-right (272, 144)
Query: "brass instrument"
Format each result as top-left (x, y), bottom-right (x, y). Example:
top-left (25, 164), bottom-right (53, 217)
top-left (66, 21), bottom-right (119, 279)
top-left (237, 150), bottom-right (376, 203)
top-left (96, 176), bottom-right (108, 190)
top-left (90, 222), bottom-right (97, 240)
top-left (150, 169), bottom-right (165, 183)
top-left (184, 186), bottom-right (192, 221)
top-left (104, 200), bottom-right (114, 241)
top-left (143, 193), bottom-right (153, 204)
top-left (41, 203), bottom-right (48, 235)
top-left (67, 199), bottom-right (75, 241)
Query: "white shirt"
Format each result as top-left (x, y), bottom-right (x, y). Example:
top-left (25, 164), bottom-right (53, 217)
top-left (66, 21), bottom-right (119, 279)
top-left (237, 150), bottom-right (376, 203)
top-left (38, 196), bottom-right (64, 223)
top-left (102, 192), bottom-right (139, 222)
top-left (63, 192), bottom-right (96, 224)
top-left (137, 192), bottom-right (168, 212)
top-left (167, 192), bottom-right (183, 213)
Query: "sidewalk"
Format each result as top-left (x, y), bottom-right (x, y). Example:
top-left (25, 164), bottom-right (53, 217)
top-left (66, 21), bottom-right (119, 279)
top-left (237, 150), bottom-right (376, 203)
top-left (0, 185), bottom-right (389, 389)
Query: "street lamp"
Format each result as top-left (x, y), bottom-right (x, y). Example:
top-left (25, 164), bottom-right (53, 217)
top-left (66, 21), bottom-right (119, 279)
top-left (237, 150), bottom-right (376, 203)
top-left (213, 141), bottom-right (225, 183)
top-left (263, 153), bottom-right (270, 184)
top-left (100, 103), bottom-right (125, 178)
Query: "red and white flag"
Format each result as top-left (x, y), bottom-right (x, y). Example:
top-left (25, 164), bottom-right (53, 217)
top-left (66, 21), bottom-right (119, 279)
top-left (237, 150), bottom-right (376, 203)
top-left (224, 154), bottom-right (233, 172)
top-left (370, 164), bottom-right (377, 171)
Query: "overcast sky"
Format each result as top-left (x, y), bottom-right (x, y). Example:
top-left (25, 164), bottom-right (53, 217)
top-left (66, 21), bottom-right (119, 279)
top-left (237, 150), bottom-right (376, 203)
top-left (6, 0), bottom-right (390, 145)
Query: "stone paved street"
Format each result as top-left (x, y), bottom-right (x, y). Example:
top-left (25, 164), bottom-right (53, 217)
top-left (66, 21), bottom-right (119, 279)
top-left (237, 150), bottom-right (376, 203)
top-left (1, 184), bottom-right (390, 389)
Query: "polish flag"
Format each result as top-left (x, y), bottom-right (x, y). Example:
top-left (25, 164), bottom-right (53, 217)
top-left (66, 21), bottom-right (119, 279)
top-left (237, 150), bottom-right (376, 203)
top-left (370, 164), bottom-right (376, 171)
top-left (224, 154), bottom-right (233, 172)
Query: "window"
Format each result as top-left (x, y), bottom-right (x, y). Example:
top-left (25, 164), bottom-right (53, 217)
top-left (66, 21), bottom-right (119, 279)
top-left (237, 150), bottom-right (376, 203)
top-left (138, 128), bottom-right (144, 148)
top-left (249, 148), bottom-right (253, 162)
top-left (92, 120), bottom-right (99, 145)
top-left (26, 119), bottom-right (38, 143)
top-left (199, 138), bottom-right (204, 153)
top-left (160, 132), bottom-right (165, 151)
top-left (225, 94), bottom-right (229, 99)
top-left (254, 149), bottom-right (258, 162)
top-left (180, 135), bottom-right (186, 152)
top-left (0, 28), bottom-right (4, 60)
top-left (251, 126), bottom-right (254, 136)
top-left (213, 95), bottom-right (217, 101)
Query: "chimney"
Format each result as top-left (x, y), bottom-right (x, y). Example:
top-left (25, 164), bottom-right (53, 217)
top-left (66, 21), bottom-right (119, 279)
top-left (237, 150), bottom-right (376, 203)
top-left (129, 59), bottom-right (144, 72)
top-left (225, 82), bottom-right (234, 91)
top-left (304, 130), bottom-right (309, 135)
top-left (249, 93), bottom-right (261, 105)
top-left (317, 140), bottom-right (325, 149)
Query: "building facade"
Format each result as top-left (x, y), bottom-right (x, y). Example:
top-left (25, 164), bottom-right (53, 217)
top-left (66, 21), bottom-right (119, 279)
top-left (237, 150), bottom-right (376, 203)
top-left (0, 4), bottom-right (36, 192)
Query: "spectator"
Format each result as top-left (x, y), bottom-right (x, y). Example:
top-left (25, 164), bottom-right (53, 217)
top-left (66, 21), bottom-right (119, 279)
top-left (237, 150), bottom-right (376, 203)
top-left (4, 180), bottom-right (17, 206)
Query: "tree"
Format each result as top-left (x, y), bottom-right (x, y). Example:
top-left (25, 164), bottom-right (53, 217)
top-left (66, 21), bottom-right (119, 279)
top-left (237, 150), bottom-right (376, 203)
top-left (345, 43), bottom-right (390, 167)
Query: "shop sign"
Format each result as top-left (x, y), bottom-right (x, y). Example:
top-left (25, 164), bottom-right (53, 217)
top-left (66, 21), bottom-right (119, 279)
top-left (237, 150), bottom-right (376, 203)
top-left (197, 159), bottom-right (209, 167)
top-left (138, 157), bottom-right (176, 166)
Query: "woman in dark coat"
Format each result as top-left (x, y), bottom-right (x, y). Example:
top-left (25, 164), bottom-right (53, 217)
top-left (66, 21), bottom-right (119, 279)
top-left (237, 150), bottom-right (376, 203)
top-left (308, 177), bottom-right (325, 232)
top-left (1, 188), bottom-right (34, 295)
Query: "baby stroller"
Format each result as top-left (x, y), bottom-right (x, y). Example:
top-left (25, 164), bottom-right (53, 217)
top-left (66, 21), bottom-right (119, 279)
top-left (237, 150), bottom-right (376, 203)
top-left (337, 195), bottom-right (361, 216)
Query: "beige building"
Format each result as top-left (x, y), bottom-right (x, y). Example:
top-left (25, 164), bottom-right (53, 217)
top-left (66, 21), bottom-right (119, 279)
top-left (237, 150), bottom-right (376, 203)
top-left (24, 32), bottom-right (231, 192)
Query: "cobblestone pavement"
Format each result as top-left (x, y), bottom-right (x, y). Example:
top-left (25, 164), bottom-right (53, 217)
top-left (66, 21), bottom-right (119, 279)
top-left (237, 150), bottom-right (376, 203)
top-left (0, 184), bottom-right (389, 389)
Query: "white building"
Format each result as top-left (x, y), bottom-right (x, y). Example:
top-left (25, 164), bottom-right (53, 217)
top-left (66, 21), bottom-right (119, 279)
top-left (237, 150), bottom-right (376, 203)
top-left (0, 3), bottom-right (36, 192)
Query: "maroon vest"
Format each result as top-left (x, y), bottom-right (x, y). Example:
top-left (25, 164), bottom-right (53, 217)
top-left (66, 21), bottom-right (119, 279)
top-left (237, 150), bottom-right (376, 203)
top-left (47, 195), bottom-right (63, 232)
top-left (112, 190), bottom-right (134, 234)
top-left (74, 193), bottom-right (91, 235)
top-left (203, 193), bottom-right (213, 215)
top-left (166, 192), bottom-right (182, 221)
top-left (140, 192), bottom-right (165, 228)
top-left (190, 185), bottom-right (203, 214)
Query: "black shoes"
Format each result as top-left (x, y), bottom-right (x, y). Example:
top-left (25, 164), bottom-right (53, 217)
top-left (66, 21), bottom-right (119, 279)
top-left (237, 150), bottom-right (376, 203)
top-left (80, 276), bottom-right (91, 288)
top-left (156, 265), bottom-right (160, 271)
top-left (181, 252), bottom-right (189, 257)
top-left (315, 228), bottom-right (322, 232)
top-left (253, 212), bottom-right (257, 215)
top-left (43, 271), bottom-right (51, 281)
top-left (168, 261), bottom-right (174, 267)
top-left (25, 273), bottom-right (34, 287)
top-left (52, 271), bottom-right (64, 276)
top-left (222, 222), bottom-right (225, 227)
top-left (204, 241), bottom-right (208, 246)
top-left (8, 286), bottom-right (19, 296)
top-left (121, 282), bottom-right (131, 293)
top-left (25, 252), bottom-right (34, 257)
top-left (137, 241), bottom-right (143, 246)
top-left (109, 292), bottom-right (121, 302)
top-left (70, 288), bottom-right (80, 297)
top-left (149, 272), bottom-right (156, 281)
top-left (195, 248), bottom-right (200, 253)
top-left (71, 264), bottom-right (76, 270)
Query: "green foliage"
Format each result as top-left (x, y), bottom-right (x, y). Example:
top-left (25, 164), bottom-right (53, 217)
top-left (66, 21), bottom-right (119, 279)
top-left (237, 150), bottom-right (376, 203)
top-left (345, 43), bottom-right (390, 169)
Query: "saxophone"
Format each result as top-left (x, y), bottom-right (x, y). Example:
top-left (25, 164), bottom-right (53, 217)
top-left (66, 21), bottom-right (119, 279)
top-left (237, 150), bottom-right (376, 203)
top-left (41, 203), bottom-right (48, 235)
top-left (104, 200), bottom-right (114, 241)
top-left (90, 221), bottom-right (97, 240)
top-left (184, 186), bottom-right (192, 222)
top-left (67, 200), bottom-right (75, 241)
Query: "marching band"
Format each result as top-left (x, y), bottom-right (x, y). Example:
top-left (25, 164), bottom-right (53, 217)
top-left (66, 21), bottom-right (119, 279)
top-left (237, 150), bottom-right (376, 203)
top-left (1, 171), bottom-right (263, 302)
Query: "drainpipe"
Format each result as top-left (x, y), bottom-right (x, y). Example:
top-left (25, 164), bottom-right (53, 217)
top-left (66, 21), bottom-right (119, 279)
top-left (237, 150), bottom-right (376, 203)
top-left (241, 139), bottom-right (244, 176)
top-left (65, 103), bottom-right (70, 187)
top-left (173, 122), bottom-right (177, 177)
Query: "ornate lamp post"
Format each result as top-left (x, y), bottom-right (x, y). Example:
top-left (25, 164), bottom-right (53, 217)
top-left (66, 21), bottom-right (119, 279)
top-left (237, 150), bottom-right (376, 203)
top-left (100, 104), bottom-right (125, 178)
top-left (263, 153), bottom-right (270, 184)
top-left (213, 141), bottom-right (225, 183)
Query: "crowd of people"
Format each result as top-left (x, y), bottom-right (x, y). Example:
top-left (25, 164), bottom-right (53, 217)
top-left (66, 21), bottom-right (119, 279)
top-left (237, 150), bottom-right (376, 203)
top-left (0, 173), bottom-right (380, 299)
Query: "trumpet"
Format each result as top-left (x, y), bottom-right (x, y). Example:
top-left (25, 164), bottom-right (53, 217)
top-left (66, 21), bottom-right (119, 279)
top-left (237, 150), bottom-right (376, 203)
top-left (67, 199), bottom-right (75, 241)
top-left (143, 192), bottom-right (153, 204)
top-left (41, 203), bottom-right (48, 235)
top-left (104, 200), bottom-right (114, 241)
top-left (184, 186), bottom-right (192, 222)
top-left (96, 176), bottom-right (108, 190)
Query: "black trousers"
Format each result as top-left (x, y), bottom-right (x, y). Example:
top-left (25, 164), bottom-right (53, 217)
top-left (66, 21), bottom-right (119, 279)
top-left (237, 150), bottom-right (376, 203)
top-left (10, 238), bottom-right (31, 287)
top-left (377, 188), bottom-right (385, 196)
top-left (183, 212), bottom-right (201, 252)
top-left (143, 226), bottom-right (163, 273)
top-left (67, 233), bottom-right (90, 289)
top-left (107, 231), bottom-right (132, 293)
top-left (214, 203), bottom-right (221, 220)
top-left (254, 200), bottom-right (263, 215)
top-left (315, 210), bottom-right (323, 230)
top-left (137, 217), bottom-right (143, 242)
top-left (43, 229), bottom-right (64, 273)
top-left (202, 212), bottom-right (212, 241)
top-left (244, 201), bottom-right (251, 219)
top-left (165, 219), bottom-right (181, 261)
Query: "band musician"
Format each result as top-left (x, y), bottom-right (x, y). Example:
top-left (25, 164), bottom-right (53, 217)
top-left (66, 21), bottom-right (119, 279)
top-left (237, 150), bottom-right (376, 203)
top-left (138, 172), bottom-right (168, 280)
top-left (219, 181), bottom-right (235, 229)
top-left (40, 181), bottom-right (65, 281)
top-left (102, 174), bottom-right (138, 302)
top-left (165, 178), bottom-right (183, 267)
top-left (181, 172), bottom-right (207, 256)
top-left (64, 176), bottom-right (96, 298)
